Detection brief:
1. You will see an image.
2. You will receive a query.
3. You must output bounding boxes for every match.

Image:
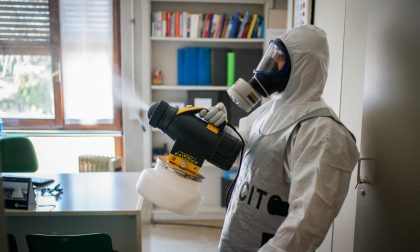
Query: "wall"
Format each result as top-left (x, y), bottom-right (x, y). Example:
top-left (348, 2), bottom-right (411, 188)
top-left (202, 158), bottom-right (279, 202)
top-left (313, 0), bottom-right (346, 250)
top-left (314, 0), bottom-right (369, 251)
top-left (120, 0), bottom-right (153, 221)
top-left (334, 0), bottom-right (368, 251)
top-left (120, 0), bottom-right (149, 172)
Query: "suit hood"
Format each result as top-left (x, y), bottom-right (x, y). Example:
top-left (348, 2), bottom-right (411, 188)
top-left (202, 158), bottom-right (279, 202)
top-left (279, 25), bottom-right (329, 103)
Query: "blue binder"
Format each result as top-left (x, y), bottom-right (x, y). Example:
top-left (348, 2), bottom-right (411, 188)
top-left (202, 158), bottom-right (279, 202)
top-left (197, 48), bottom-right (211, 85)
top-left (177, 48), bottom-right (185, 85)
top-left (183, 47), bottom-right (198, 85)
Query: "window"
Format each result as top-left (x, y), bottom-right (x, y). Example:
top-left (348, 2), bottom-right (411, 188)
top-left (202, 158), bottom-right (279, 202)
top-left (0, 0), bottom-right (121, 130)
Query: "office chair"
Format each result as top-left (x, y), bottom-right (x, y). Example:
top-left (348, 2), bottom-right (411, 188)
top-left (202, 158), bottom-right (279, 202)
top-left (0, 136), bottom-right (38, 173)
top-left (26, 233), bottom-right (118, 252)
top-left (7, 234), bottom-right (18, 252)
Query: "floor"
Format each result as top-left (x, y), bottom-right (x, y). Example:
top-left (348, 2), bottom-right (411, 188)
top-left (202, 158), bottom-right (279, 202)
top-left (142, 220), bottom-right (224, 252)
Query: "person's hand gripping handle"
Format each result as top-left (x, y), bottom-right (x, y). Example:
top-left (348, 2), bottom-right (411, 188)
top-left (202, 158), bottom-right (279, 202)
top-left (199, 102), bottom-right (227, 127)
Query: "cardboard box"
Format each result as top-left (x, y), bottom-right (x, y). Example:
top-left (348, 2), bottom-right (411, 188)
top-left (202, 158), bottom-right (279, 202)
top-left (268, 9), bottom-right (287, 29)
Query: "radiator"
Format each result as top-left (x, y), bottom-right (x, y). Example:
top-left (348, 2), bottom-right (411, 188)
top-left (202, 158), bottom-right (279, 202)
top-left (78, 155), bottom-right (122, 172)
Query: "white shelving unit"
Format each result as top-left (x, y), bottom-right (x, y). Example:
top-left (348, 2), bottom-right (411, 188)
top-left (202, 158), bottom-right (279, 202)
top-left (141, 0), bottom-right (273, 220)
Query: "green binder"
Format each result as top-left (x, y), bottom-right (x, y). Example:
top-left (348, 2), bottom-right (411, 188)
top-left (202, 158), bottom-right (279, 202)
top-left (227, 52), bottom-right (235, 86)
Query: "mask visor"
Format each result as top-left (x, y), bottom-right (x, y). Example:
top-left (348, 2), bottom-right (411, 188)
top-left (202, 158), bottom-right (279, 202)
top-left (255, 40), bottom-right (287, 75)
top-left (227, 78), bottom-right (261, 113)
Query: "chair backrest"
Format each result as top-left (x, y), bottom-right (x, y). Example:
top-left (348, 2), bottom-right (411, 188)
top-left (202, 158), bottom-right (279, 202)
top-left (7, 234), bottom-right (18, 252)
top-left (26, 233), bottom-right (116, 252)
top-left (0, 136), bottom-right (38, 173)
top-left (79, 155), bottom-right (121, 172)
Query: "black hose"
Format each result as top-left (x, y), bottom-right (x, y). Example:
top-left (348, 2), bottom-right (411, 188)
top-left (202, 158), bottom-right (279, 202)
top-left (224, 122), bottom-right (245, 209)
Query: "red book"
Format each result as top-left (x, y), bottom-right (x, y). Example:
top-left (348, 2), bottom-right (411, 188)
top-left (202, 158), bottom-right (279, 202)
top-left (175, 11), bottom-right (180, 37)
top-left (204, 13), bottom-right (213, 38)
top-left (241, 18), bottom-right (252, 38)
top-left (166, 12), bottom-right (171, 37)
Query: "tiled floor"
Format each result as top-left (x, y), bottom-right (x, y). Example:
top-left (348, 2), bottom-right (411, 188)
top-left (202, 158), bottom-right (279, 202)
top-left (142, 220), bottom-right (224, 252)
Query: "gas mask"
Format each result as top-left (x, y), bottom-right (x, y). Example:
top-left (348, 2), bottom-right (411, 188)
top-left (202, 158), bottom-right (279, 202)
top-left (227, 38), bottom-right (291, 112)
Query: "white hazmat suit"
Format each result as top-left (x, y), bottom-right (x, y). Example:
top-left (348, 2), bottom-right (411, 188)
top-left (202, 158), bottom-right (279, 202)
top-left (216, 25), bottom-right (359, 251)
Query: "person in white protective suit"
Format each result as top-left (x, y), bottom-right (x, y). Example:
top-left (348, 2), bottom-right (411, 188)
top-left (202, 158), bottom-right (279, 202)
top-left (200, 25), bottom-right (359, 251)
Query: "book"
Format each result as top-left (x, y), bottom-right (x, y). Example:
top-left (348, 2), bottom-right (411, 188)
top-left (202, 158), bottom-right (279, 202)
top-left (241, 17), bottom-right (252, 38)
top-left (227, 52), bottom-right (235, 86)
top-left (197, 48), bottom-right (211, 85)
top-left (229, 12), bottom-right (240, 38)
top-left (247, 14), bottom-right (258, 39)
top-left (213, 14), bottom-right (221, 38)
top-left (182, 12), bottom-right (188, 38)
top-left (204, 13), bottom-right (213, 38)
top-left (162, 11), bottom-right (167, 37)
top-left (211, 48), bottom-right (229, 86)
top-left (179, 12), bottom-right (183, 37)
top-left (215, 13), bottom-right (226, 38)
top-left (237, 11), bottom-right (249, 38)
top-left (186, 13), bottom-right (191, 37)
top-left (225, 16), bottom-right (233, 38)
top-left (190, 14), bottom-right (200, 38)
top-left (175, 11), bottom-right (180, 37)
top-left (200, 14), bottom-right (206, 38)
top-left (166, 11), bottom-right (171, 37)
top-left (258, 20), bottom-right (264, 38)
top-left (221, 16), bottom-right (230, 38)
top-left (252, 16), bottom-right (261, 38)
top-left (210, 14), bottom-right (219, 38)
top-left (171, 12), bottom-right (175, 37)
top-left (151, 12), bottom-right (156, 36)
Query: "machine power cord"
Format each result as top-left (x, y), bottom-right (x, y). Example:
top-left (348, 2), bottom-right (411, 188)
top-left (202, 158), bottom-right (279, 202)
top-left (224, 122), bottom-right (245, 209)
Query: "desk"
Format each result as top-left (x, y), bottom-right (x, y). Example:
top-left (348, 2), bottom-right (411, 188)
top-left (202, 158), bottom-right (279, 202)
top-left (5, 172), bottom-right (143, 252)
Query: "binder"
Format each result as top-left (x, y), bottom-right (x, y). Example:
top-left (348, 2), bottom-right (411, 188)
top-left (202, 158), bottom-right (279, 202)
top-left (227, 52), bottom-right (235, 86)
top-left (183, 47), bottom-right (198, 85)
top-left (211, 48), bottom-right (229, 86)
top-left (177, 48), bottom-right (185, 84)
top-left (233, 49), bottom-right (262, 82)
top-left (197, 48), bottom-right (211, 85)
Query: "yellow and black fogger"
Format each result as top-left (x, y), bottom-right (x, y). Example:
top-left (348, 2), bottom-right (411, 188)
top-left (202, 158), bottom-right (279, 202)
top-left (136, 101), bottom-right (243, 215)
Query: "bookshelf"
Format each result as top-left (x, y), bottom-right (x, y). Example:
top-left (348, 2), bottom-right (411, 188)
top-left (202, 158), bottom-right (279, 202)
top-left (140, 0), bottom-right (274, 220)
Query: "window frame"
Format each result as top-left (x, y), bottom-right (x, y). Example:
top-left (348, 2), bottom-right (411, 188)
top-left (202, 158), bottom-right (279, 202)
top-left (2, 0), bottom-right (122, 131)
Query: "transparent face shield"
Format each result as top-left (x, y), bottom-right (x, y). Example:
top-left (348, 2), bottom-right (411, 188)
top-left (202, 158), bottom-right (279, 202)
top-left (255, 41), bottom-right (287, 76)
top-left (227, 39), bottom-right (291, 113)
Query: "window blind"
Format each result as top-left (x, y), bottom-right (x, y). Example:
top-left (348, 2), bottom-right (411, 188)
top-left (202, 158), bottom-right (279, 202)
top-left (0, 0), bottom-right (51, 43)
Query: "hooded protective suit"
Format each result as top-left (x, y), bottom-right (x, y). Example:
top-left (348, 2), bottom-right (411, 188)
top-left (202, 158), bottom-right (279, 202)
top-left (218, 25), bottom-right (359, 251)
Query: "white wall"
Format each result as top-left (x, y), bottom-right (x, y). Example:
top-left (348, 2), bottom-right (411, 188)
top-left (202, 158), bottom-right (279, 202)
top-left (314, 0), bottom-right (346, 115)
top-left (314, 0), bottom-right (369, 251)
top-left (120, 0), bottom-right (151, 172)
top-left (333, 0), bottom-right (368, 251)
top-left (313, 1), bottom-right (346, 251)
